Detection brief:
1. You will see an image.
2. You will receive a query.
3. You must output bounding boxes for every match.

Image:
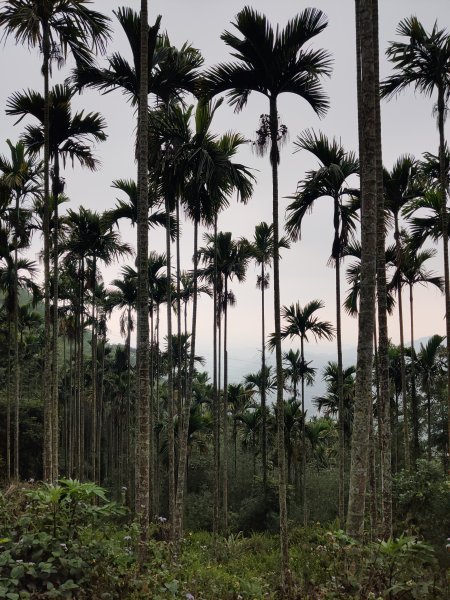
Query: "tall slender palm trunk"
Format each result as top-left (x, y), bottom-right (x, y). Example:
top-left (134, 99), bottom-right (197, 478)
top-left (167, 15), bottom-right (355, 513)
top-left (175, 201), bottom-right (183, 422)
top-left (372, 0), bottom-right (391, 536)
top-left (91, 259), bottom-right (98, 482)
top-left (394, 215), bottom-right (410, 469)
top-left (347, 0), bottom-right (378, 539)
top-left (13, 192), bottom-right (20, 481)
top-left (300, 337), bottom-right (307, 525)
top-left (437, 88), bottom-right (450, 466)
top-left (222, 277), bottom-right (229, 533)
top-left (6, 322), bottom-right (11, 480)
top-left (42, 21), bottom-right (53, 482)
top-left (51, 154), bottom-right (61, 483)
top-left (135, 0), bottom-right (151, 558)
top-left (269, 96), bottom-right (290, 597)
top-left (334, 205), bottom-right (345, 523)
top-left (165, 195), bottom-right (175, 536)
top-left (260, 263), bottom-right (267, 492)
top-left (213, 215), bottom-right (220, 535)
top-left (174, 216), bottom-right (200, 540)
top-left (409, 285), bottom-right (420, 460)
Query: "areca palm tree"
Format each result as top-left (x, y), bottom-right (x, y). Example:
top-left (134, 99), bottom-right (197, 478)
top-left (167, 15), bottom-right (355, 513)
top-left (7, 83), bottom-right (107, 475)
top-left (381, 16), bottom-right (450, 463)
top-left (283, 349), bottom-right (315, 402)
top-left (249, 222), bottom-right (289, 491)
top-left (390, 240), bottom-right (444, 459)
top-left (0, 0), bottom-right (111, 482)
top-left (383, 155), bottom-right (421, 468)
top-left (200, 231), bottom-right (250, 532)
top-left (286, 129), bottom-right (359, 520)
top-left (103, 178), bottom-right (176, 237)
top-left (71, 6), bottom-right (202, 108)
top-left (270, 299), bottom-right (334, 525)
top-left (228, 382), bottom-right (254, 476)
top-left (204, 8), bottom-right (332, 587)
top-left (0, 141), bottom-right (40, 481)
top-left (61, 207), bottom-right (131, 479)
top-left (149, 98), bottom-right (254, 537)
top-left (0, 246), bottom-right (39, 481)
top-left (416, 335), bottom-right (446, 460)
top-left (314, 362), bottom-right (356, 443)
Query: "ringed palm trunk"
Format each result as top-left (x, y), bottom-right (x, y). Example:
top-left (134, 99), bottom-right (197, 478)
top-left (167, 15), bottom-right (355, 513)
top-left (222, 276), bottom-right (229, 533)
top-left (346, 0), bottom-right (378, 539)
top-left (51, 153), bottom-right (60, 483)
top-left (42, 20), bottom-right (53, 482)
top-left (409, 284), bottom-right (420, 460)
top-left (165, 194), bottom-right (175, 537)
top-left (13, 193), bottom-right (20, 481)
top-left (261, 263), bottom-right (267, 492)
top-left (175, 200), bottom-right (183, 422)
top-left (91, 257), bottom-right (98, 482)
top-left (394, 215), bottom-right (409, 469)
top-left (135, 0), bottom-right (151, 557)
top-left (437, 86), bottom-right (450, 466)
top-left (7, 321), bottom-right (11, 479)
top-left (372, 0), bottom-right (392, 536)
top-left (300, 337), bottom-right (307, 525)
top-left (427, 385), bottom-right (432, 460)
top-left (334, 196), bottom-right (345, 523)
top-left (174, 212), bottom-right (200, 540)
top-left (269, 95), bottom-right (290, 595)
top-left (213, 214), bottom-right (220, 535)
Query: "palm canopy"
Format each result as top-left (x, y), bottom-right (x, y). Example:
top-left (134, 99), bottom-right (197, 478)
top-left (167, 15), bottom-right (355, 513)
top-left (313, 361), bottom-right (355, 433)
top-left (102, 178), bottom-right (177, 240)
top-left (389, 243), bottom-right (444, 295)
top-left (0, 139), bottom-right (42, 198)
top-left (250, 221), bottom-right (290, 268)
top-left (269, 299), bottom-right (334, 349)
top-left (60, 206), bottom-right (132, 265)
top-left (404, 189), bottom-right (450, 250)
top-left (383, 154), bottom-right (421, 219)
top-left (0, 252), bottom-right (40, 314)
top-left (381, 17), bottom-right (450, 101)
top-left (148, 99), bottom-right (255, 226)
top-left (244, 365), bottom-right (277, 397)
top-left (416, 334), bottom-right (446, 391)
top-left (285, 129), bottom-right (359, 261)
top-left (203, 6), bottom-right (332, 116)
top-left (198, 231), bottom-right (251, 288)
top-left (283, 349), bottom-right (316, 393)
top-left (6, 84), bottom-right (107, 170)
top-left (343, 240), bottom-right (397, 316)
top-left (71, 7), bottom-right (202, 106)
top-left (0, 0), bottom-right (111, 68)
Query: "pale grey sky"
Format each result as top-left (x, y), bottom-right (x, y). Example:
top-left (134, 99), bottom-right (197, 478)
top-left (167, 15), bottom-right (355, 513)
top-left (1, 1), bottom-right (448, 407)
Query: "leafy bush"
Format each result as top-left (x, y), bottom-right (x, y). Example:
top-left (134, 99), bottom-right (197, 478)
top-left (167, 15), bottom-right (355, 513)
top-left (393, 460), bottom-right (450, 556)
top-left (0, 480), bottom-right (135, 599)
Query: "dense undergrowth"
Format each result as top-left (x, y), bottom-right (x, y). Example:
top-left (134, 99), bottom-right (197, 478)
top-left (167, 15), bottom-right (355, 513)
top-left (0, 478), bottom-right (448, 600)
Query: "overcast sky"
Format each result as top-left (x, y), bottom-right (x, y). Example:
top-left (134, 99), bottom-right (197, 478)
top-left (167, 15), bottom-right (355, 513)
top-left (1, 0), bottom-right (448, 408)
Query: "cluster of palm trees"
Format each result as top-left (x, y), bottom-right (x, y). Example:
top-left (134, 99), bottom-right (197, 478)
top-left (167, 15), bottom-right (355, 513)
top-left (0, 0), bottom-right (449, 594)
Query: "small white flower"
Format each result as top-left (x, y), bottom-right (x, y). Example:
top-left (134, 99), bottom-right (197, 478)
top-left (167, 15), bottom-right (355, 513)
top-left (158, 516), bottom-right (167, 523)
